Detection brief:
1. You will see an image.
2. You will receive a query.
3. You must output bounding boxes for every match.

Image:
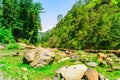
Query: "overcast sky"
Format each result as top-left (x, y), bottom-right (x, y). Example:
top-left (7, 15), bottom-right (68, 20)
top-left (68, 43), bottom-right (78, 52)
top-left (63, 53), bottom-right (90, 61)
top-left (33, 0), bottom-right (76, 32)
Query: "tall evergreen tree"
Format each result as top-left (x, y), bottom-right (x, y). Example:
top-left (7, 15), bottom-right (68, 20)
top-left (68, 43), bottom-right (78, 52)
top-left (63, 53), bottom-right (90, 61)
top-left (1, 0), bottom-right (43, 44)
top-left (19, 0), bottom-right (43, 44)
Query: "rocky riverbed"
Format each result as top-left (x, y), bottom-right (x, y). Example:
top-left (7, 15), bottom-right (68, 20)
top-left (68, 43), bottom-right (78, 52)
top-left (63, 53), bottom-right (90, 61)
top-left (0, 45), bottom-right (120, 80)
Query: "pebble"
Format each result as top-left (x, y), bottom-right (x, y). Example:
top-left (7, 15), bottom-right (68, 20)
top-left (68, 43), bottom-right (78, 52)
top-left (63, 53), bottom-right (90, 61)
top-left (53, 77), bottom-right (58, 80)
top-left (115, 78), bottom-right (120, 80)
top-left (87, 62), bottom-right (97, 67)
top-left (0, 64), bottom-right (4, 67)
top-left (21, 67), bottom-right (28, 72)
top-left (99, 73), bottom-right (105, 80)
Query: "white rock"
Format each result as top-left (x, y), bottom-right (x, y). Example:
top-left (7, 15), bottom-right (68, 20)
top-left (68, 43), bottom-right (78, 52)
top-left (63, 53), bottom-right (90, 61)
top-left (24, 48), bottom-right (55, 68)
top-left (58, 57), bottom-right (70, 63)
top-left (56, 64), bottom-right (87, 80)
top-left (0, 44), bottom-right (4, 50)
top-left (21, 67), bottom-right (28, 72)
top-left (115, 78), bottom-right (120, 80)
top-left (87, 62), bottom-right (97, 67)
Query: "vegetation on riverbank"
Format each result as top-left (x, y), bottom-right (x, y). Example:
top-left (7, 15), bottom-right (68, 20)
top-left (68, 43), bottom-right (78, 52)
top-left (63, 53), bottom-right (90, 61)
top-left (0, 48), bottom-right (120, 80)
top-left (40, 0), bottom-right (120, 50)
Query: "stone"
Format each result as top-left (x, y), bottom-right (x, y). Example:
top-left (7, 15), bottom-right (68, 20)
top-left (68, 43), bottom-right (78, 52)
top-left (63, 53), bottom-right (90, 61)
top-left (70, 55), bottom-right (80, 62)
top-left (114, 58), bottom-right (120, 63)
top-left (65, 50), bottom-right (70, 54)
top-left (45, 77), bottom-right (51, 80)
top-left (98, 53), bottom-right (107, 61)
top-left (0, 71), bottom-right (4, 80)
top-left (58, 57), bottom-right (70, 63)
top-left (106, 60), bottom-right (113, 69)
top-left (107, 69), bottom-right (113, 72)
top-left (0, 44), bottom-right (4, 50)
top-left (105, 78), bottom-right (109, 80)
top-left (84, 68), bottom-right (99, 80)
top-left (115, 78), bottom-right (120, 80)
top-left (106, 58), bottom-right (112, 62)
top-left (56, 64), bottom-right (87, 80)
top-left (23, 47), bottom-right (55, 68)
top-left (107, 54), bottom-right (115, 57)
top-left (81, 58), bottom-right (89, 63)
top-left (13, 52), bottom-right (20, 56)
top-left (87, 62), bottom-right (97, 67)
top-left (0, 64), bottom-right (4, 67)
top-left (99, 73), bottom-right (105, 80)
top-left (112, 67), bottom-right (120, 70)
top-left (53, 76), bottom-right (58, 80)
top-left (21, 67), bottom-right (28, 72)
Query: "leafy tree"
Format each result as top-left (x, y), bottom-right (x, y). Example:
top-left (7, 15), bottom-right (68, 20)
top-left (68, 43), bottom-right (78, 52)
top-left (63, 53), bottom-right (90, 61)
top-left (19, 0), bottom-right (43, 44)
top-left (1, 0), bottom-right (43, 44)
top-left (42, 0), bottom-right (120, 50)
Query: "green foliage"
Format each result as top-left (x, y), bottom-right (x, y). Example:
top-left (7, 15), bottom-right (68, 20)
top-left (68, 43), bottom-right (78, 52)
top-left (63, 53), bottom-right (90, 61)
top-left (0, 28), bottom-right (15, 44)
top-left (1, 0), bottom-right (43, 45)
top-left (0, 51), bottom-right (74, 79)
top-left (43, 0), bottom-right (120, 50)
top-left (6, 43), bottom-right (21, 50)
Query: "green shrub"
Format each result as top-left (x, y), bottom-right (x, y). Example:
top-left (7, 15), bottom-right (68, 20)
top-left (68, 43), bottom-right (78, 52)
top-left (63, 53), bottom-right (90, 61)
top-left (6, 43), bottom-right (21, 50)
top-left (0, 28), bottom-right (15, 44)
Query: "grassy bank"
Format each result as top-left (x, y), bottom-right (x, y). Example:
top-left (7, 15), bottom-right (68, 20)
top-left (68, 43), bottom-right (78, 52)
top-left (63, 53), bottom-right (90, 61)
top-left (0, 49), bottom-right (120, 80)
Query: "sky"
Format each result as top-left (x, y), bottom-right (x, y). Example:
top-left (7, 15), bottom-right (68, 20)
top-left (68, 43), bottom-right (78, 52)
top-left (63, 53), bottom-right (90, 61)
top-left (33, 0), bottom-right (76, 32)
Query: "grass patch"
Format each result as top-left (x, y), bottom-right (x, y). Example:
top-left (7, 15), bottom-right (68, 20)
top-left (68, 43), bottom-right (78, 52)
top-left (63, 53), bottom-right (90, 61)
top-left (6, 43), bottom-right (21, 50)
top-left (0, 51), bottom-right (74, 80)
top-left (0, 49), bottom-right (120, 80)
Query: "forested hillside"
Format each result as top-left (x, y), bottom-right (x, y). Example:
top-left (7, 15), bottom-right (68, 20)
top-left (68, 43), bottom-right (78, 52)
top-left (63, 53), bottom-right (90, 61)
top-left (0, 0), bottom-right (43, 44)
top-left (41, 0), bottom-right (120, 50)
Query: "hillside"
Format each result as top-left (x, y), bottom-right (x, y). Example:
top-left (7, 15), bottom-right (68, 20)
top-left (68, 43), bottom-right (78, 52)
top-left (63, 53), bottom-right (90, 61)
top-left (41, 0), bottom-right (120, 50)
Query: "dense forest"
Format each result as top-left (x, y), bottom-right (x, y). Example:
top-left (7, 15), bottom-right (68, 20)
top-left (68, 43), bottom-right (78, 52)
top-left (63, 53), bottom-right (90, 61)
top-left (0, 0), bottom-right (43, 44)
top-left (0, 0), bottom-right (120, 50)
top-left (40, 0), bottom-right (120, 50)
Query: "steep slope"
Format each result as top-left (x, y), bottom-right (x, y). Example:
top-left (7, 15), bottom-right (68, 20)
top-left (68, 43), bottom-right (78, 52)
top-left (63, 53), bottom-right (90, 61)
top-left (42, 0), bottom-right (120, 50)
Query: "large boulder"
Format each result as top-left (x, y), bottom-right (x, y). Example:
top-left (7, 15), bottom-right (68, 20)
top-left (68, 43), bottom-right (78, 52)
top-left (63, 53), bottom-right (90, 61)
top-left (23, 47), bottom-right (55, 68)
top-left (56, 64), bottom-right (87, 80)
top-left (84, 68), bottom-right (99, 80)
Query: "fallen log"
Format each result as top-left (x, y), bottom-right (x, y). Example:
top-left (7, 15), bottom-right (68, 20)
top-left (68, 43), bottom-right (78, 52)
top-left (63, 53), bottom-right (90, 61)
top-left (58, 48), bottom-right (76, 52)
top-left (85, 49), bottom-right (120, 57)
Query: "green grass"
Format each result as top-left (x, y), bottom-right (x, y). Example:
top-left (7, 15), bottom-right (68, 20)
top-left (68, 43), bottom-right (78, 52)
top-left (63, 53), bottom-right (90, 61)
top-left (96, 66), bottom-right (120, 80)
top-left (6, 43), bottom-right (21, 50)
top-left (0, 51), bottom-right (74, 80)
top-left (0, 49), bottom-right (120, 80)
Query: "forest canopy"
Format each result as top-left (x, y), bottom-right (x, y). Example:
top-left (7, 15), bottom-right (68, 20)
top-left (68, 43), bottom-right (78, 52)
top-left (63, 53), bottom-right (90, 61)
top-left (0, 0), bottom-right (43, 44)
top-left (40, 0), bottom-right (120, 50)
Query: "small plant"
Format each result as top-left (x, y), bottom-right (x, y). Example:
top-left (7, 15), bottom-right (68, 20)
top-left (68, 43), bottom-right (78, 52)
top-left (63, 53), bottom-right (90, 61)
top-left (6, 43), bottom-right (21, 50)
top-left (0, 28), bottom-right (15, 44)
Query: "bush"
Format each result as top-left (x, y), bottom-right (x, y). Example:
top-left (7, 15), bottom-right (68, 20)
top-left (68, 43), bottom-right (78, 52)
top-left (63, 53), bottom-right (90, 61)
top-left (0, 28), bottom-right (15, 44)
top-left (6, 43), bottom-right (21, 50)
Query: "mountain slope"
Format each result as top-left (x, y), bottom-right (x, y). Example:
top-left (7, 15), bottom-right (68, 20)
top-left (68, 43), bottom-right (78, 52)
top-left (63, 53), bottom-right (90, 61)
top-left (42, 0), bottom-right (120, 50)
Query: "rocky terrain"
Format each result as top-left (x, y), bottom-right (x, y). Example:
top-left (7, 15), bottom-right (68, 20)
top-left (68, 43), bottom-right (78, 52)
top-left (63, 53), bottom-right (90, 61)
top-left (0, 44), bottom-right (120, 80)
